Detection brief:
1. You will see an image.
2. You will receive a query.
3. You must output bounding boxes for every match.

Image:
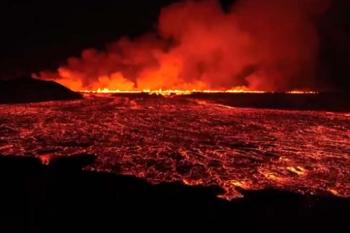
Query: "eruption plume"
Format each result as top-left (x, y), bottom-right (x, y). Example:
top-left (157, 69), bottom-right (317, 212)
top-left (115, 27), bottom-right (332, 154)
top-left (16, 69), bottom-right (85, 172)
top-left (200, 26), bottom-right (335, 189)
top-left (39, 0), bottom-right (329, 92)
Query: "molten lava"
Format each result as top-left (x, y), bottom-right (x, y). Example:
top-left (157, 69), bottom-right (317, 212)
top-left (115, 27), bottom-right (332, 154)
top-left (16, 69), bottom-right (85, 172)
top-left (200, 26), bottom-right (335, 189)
top-left (0, 94), bottom-right (349, 200)
top-left (79, 87), bottom-right (317, 96)
top-left (79, 87), bottom-right (267, 96)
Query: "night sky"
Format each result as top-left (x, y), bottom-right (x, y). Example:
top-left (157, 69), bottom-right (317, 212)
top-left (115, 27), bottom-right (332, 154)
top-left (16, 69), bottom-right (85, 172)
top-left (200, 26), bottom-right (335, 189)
top-left (0, 0), bottom-right (349, 91)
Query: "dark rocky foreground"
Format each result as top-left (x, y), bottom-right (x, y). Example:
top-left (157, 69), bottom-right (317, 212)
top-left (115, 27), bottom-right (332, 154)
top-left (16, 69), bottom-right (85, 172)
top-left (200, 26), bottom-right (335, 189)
top-left (0, 155), bottom-right (349, 232)
top-left (0, 78), bottom-right (81, 104)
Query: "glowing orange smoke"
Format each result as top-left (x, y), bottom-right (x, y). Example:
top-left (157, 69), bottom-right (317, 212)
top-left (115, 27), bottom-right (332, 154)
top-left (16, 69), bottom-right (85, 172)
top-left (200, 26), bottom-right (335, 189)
top-left (38, 0), bottom-right (329, 92)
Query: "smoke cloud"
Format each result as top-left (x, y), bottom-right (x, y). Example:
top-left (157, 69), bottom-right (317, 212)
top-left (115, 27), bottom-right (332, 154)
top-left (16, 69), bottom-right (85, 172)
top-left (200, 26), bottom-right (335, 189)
top-left (39, 0), bottom-right (330, 91)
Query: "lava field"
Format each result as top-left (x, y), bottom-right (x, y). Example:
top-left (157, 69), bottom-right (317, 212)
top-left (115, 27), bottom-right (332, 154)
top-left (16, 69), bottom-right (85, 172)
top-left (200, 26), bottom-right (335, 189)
top-left (0, 94), bottom-right (349, 199)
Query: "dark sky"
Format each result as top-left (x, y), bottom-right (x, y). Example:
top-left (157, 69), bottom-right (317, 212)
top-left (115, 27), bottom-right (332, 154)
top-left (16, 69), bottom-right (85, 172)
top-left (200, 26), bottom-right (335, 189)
top-left (0, 0), bottom-right (178, 76)
top-left (0, 0), bottom-right (350, 91)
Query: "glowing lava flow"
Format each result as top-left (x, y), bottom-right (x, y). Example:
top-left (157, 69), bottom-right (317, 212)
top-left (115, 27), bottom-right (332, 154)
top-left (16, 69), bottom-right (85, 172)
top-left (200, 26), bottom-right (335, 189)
top-left (0, 95), bottom-right (348, 200)
top-left (79, 88), bottom-right (317, 96)
top-left (79, 88), bottom-right (265, 96)
top-left (287, 90), bottom-right (319, 95)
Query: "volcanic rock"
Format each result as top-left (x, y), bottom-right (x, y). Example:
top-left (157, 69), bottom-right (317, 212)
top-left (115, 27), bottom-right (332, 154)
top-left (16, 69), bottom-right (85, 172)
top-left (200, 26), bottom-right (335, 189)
top-left (0, 77), bottom-right (81, 104)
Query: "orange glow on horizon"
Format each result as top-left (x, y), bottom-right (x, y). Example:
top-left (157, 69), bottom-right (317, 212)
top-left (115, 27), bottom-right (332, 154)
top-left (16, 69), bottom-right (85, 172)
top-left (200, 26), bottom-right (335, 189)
top-left (78, 87), bottom-right (318, 96)
top-left (38, 0), bottom-right (327, 94)
top-left (79, 88), bottom-right (266, 96)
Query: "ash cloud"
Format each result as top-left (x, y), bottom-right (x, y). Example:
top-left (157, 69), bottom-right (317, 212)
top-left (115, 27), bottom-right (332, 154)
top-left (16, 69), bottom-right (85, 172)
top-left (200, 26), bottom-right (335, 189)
top-left (39, 0), bottom-right (331, 91)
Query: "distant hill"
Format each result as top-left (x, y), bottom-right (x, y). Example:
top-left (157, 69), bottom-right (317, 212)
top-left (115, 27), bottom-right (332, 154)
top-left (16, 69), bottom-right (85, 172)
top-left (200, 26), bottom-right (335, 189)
top-left (0, 77), bottom-right (81, 104)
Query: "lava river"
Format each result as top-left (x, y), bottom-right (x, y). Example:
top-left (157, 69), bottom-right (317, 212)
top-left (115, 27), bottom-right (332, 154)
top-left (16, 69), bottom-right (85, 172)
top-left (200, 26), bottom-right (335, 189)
top-left (0, 94), bottom-right (349, 199)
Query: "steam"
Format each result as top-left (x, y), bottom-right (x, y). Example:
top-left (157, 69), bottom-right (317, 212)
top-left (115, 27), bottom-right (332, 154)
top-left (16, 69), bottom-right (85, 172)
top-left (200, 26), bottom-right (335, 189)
top-left (39, 0), bottom-right (329, 91)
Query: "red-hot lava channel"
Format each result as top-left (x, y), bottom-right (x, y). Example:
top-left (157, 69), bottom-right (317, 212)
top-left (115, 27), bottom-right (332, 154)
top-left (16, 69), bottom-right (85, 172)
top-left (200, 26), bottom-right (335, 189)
top-left (0, 94), bottom-right (349, 200)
